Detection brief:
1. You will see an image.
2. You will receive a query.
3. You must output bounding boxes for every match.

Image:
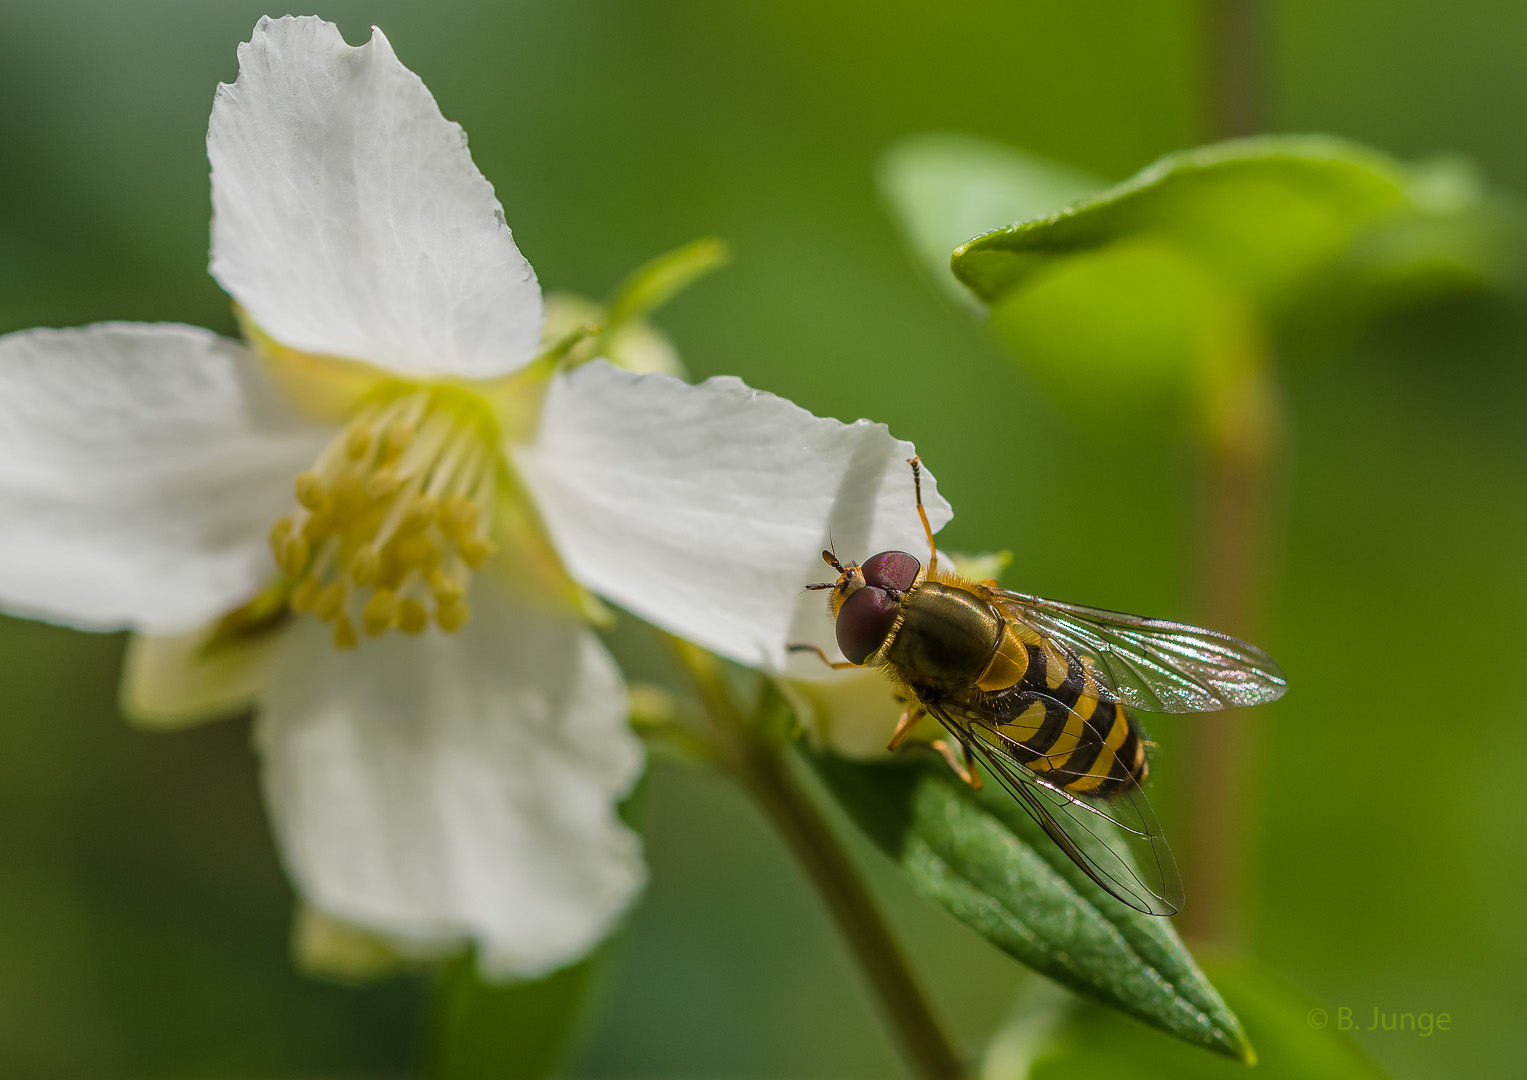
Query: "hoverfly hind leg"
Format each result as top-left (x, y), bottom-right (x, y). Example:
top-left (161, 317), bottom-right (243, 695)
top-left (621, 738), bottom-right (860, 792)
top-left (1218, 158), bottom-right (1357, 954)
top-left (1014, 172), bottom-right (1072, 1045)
top-left (932, 737), bottom-right (982, 791)
top-left (907, 456), bottom-right (938, 575)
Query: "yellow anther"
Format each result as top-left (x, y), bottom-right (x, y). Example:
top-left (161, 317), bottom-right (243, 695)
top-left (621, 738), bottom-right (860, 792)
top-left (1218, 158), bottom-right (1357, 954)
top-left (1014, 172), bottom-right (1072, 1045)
top-left (458, 535), bottom-right (497, 569)
top-left (398, 598), bottom-right (429, 635)
top-left (314, 582), bottom-right (347, 621)
top-left (294, 471), bottom-right (328, 511)
top-left (435, 597), bottom-right (471, 633)
top-left (302, 508), bottom-right (334, 541)
top-left (269, 388), bottom-right (501, 649)
top-left (394, 534), bottom-right (438, 571)
top-left (331, 473), bottom-right (367, 515)
top-left (365, 467), bottom-right (403, 500)
top-left (428, 567), bottom-right (465, 602)
top-left (268, 516), bottom-right (294, 551)
top-left (400, 495), bottom-right (439, 535)
top-left (290, 576), bottom-right (322, 614)
top-left (278, 534), bottom-right (311, 578)
top-left (345, 425), bottom-right (373, 461)
top-left (362, 589), bottom-right (399, 635)
top-left (348, 545), bottom-right (380, 585)
top-left (441, 494), bottom-right (478, 538)
top-left (382, 417), bottom-right (414, 462)
top-left (333, 613), bottom-right (359, 650)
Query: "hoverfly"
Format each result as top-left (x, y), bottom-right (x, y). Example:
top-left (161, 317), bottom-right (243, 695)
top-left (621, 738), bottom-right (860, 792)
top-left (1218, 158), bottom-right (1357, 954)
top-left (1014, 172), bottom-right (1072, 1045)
top-left (791, 458), bottom-right (1286, 915)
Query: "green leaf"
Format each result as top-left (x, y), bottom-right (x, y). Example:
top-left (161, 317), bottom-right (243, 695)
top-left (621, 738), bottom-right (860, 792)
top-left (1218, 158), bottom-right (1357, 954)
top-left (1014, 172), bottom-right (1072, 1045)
top-left (807, 751), bottom-right (1252, 1063)
top-left (427, 953), bottom-right (594, 1080)
top-left (879, 133), bottom-right (1104, 306)
top-left (952, 136), bottom-right (1428, 311)
top-left (1009, 953), bottom-right (1388, 1079)
top-left (985, 233), bottom-right (1260, 425)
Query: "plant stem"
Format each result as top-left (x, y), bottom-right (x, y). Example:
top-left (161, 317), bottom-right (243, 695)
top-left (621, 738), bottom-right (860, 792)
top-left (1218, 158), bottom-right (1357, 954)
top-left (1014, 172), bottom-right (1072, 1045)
top-left (1181, 432), bottom-right (1275, 941)
top-left (665, 636), bottom-right (965, 1080)
top-left (1202, 0), bottom-right (1265, 139)
top-left (1180, 0), bottom-right (1277, 945)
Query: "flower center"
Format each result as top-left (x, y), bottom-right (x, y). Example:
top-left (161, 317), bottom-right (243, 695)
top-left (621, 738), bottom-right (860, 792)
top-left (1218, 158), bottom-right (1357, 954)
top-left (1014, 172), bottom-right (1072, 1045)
top-left (268, 387), bottom-right (500, 647)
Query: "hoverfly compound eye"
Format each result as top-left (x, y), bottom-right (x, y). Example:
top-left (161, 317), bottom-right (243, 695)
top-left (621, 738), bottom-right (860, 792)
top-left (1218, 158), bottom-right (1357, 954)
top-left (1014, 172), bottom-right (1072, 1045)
top-left (835, 586), bottom-right (901, 665)
top-left (861, 551), bottom-right (921, 593)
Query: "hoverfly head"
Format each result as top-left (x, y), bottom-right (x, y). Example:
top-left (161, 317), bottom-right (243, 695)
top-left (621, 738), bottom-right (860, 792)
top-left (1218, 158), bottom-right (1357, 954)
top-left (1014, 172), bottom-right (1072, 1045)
top-left (805, 548), bottom-right (867, 615)
top-left (828, 550), bottom-right (922, 664)
top-left (861, 550), bottom-right (921, 593)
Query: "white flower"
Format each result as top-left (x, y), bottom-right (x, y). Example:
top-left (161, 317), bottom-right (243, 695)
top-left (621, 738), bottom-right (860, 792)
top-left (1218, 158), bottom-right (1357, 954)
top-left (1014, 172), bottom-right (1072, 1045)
top-left (0, 17), bottom-right (952, 977)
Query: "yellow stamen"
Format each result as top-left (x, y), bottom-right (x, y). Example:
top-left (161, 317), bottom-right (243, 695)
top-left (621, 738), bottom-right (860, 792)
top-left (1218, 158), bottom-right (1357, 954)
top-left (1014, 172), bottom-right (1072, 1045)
top-left (294, 471), bottom-right (327, 511)
top-left (436, 597), bottom-right (471, 633)
top-left (428, 567), bottom-right (465, 602)
top-left (314, 582), bottom-right (347, 622)
top-left (401, 495), bottom-right (438, 535)
top-left (458, 535), bottom-right (496, 569)
top-left (398, 598), bottom-right (429, 635)
top-left (348, 545), bottom-right (380, 585)
top-left (394, 534), bottom-right (438, 572)
top-left (365, 467), bottom-right (403, 500)
top-left (381, 417), bottom-right (415, 462)
top-left (345, 425), bottom-right (373, 461)
top-left (290, 576), bottom-right (322, 614)
top-left (278, 534), bottom-right (310, 578)
top-left (362, 589), bottom-right (398, 635)
top-left (267, 386), bottom-right (502, 647)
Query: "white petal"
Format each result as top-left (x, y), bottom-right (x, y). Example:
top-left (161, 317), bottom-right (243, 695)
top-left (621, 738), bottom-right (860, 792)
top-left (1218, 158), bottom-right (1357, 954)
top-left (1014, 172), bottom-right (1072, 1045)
top-left (781, 670), bottom-right (907, 759)
top-left (0, 323), bottom-right (329, 633)
top-left (209, 16), bottom-right (542, 380)
top-left (516, 361), bottom-right (953, 669)
top-left (256, 581), bottom-right (645, 978)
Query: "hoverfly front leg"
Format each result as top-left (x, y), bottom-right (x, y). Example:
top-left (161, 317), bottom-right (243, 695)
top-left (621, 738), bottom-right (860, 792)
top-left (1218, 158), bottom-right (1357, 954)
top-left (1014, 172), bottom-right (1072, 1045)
top-left (931, 737), bottom-right (982, 791)
top-left (787, 642), bottom-right (858, 671)
top-left (908, 456), bottom-right (937, 575)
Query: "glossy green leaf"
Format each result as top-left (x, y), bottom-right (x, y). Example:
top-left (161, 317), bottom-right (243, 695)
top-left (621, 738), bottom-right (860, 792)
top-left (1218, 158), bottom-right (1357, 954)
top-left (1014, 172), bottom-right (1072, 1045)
top-left (1005, 953), bottom-right (1388, 1079)
top-left (879, 133), bottom-right (1104, 305)
top-left (952, 136), bottom-right (1429, 312)
top-left (986, 233), bottom-right (1259, 424)
top-left (808, 751), bottom-right (1252, 1062)
top-left (428, 953), bottom-right (594, 1080)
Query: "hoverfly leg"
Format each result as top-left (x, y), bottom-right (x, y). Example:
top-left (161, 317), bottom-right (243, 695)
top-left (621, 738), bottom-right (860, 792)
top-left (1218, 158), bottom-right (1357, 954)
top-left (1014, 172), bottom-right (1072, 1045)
top-left (931, 737), bottom-right (982, 791)
top-left (907, 456), bottom-right (938, 575)
top-left (887, 705), bottom-right (926, 751)
top-left (786, 642), bottom-right (858, 670)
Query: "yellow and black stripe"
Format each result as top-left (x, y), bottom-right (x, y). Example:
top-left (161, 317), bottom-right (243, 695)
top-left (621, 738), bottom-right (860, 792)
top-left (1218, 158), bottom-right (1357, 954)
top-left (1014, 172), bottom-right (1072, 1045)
top-left (988, 644), bottom-right (1147, 799)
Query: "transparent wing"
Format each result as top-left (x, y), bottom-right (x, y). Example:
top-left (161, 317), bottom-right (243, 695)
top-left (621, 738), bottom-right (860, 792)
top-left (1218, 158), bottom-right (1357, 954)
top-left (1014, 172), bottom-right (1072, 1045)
top-left (991, 588), bottom-right (1287, 713)
top-left (925, 693), bottom-right (1183, 916)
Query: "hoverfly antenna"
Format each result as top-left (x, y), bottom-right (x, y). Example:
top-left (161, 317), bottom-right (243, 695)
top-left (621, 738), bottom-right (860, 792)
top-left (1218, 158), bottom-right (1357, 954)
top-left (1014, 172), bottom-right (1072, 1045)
top-left (820, 549), bottom-right (845, 572)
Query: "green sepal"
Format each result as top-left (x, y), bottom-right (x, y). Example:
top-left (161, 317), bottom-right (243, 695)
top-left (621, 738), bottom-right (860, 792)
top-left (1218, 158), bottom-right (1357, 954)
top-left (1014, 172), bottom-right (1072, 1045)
top-left (427, 952), bottom-right (595, 1080)
top-left (807, 750), bottom-right (1252, 1063)
top-left (605, 236), bottom-right (731, 329)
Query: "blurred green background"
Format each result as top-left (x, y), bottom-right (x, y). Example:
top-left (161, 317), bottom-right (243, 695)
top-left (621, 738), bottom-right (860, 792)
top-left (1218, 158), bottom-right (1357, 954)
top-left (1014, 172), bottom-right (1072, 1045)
top-left (1, 2), bottom-right (1523, 1077)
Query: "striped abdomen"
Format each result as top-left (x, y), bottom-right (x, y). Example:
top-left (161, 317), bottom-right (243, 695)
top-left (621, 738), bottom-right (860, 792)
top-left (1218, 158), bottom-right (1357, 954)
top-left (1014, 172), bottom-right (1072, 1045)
top-left (987, 642), bottom-right (1148, 799)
